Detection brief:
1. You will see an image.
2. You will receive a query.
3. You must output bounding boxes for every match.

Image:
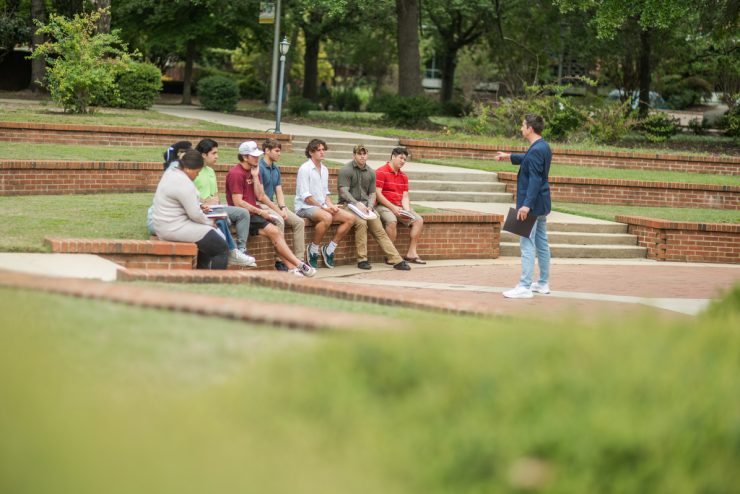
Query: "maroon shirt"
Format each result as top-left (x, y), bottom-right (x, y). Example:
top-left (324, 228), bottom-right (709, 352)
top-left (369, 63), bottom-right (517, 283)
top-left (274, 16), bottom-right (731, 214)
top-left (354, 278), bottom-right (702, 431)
top-left (225, 163), bottom-right (259, 207)
top-left (375, 162), bottom-right (408, 207)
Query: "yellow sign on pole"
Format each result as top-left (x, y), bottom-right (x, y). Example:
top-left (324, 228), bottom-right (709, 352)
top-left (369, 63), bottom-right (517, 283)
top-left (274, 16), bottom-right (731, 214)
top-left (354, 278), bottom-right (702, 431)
top-left (259, 2), bottom-right (275, 24)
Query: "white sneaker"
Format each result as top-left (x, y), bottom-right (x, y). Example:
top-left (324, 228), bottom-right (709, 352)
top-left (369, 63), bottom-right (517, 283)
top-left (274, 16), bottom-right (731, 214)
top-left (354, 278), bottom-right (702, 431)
top-left (530, 282), bottom-right (551, 294)
top-left (289, 267), bottom-right (305, 277)
top-left (503, 286), bottom-right (534, 299)
top-left (299, 262), bottom-right (316, 278)
top-left (229, 249), bottom-right (257, 267)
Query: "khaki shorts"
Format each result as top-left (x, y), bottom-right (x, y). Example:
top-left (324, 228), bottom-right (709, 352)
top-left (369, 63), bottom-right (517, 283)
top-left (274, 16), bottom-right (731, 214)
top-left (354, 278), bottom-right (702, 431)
top-left (375, 205), bottom-right (419, 227)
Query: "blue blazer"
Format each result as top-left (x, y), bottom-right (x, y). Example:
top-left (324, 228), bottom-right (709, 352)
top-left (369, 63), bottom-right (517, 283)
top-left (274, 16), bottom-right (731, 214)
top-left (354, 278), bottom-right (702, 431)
top-left (510, 139), bottom-right (552, 216)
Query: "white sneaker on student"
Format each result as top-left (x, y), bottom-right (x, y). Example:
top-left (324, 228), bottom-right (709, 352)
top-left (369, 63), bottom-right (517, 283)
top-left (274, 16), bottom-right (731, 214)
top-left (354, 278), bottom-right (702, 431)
top-left (530, 282), bottom-right (551, 294)
top-left (503, 285), bottom-right (534, 299)
top-left (299, 262), bottom-right (316, 278)
top-left (290, 267), bottom-right (305, 277)
top-left (229, 249), bottom-right (257, 267)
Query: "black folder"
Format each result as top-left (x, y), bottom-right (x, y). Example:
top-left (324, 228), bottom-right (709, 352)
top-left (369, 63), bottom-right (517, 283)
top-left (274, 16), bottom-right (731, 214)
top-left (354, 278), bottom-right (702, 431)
top-left (503, 207), bottom-right (537, 237)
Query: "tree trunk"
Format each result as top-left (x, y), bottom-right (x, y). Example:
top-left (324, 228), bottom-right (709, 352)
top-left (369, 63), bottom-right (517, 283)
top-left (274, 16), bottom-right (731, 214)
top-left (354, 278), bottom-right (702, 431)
top-left (302, 27), bottom-right (320, 101)
top-left (30, 0), bottom-right (46, 93)
top-left (439, 48), bottom-right (458, 103)
top-left (637, 29), bottom-right (651, 118)
top-left (182, 39), bottom-right (195, 105)
top-left (90, 0), bottom-right (111, 33)
top-left (395, 0), bottom-right (423, 96)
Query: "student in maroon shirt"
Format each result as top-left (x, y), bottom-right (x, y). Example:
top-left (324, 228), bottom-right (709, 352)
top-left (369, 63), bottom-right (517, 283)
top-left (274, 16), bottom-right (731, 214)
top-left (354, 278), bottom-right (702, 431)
top-left (225, 141), bottom-right (316, 278)
top-left (375, 147), bottom-right (426, 264)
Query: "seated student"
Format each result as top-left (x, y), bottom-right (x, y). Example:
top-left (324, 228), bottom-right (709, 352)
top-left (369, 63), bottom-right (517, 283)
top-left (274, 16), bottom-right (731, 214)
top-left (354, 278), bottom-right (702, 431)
top-left (375, 147), bottom-right (426, 264)
top-left (225, 141), bottom-right (316, 278)
top-left (294, 139), bottom-right (355, 269)
top-left (148, 140), bottom-right (193, 235)
top-left (257, 138), bottom-right (306, 272)
top-left (338, 144), bottom-right (410, 271)
top-left (194, 138), bottom-right (255, 268)
top-left (152, 150), bottom-right (229, 270)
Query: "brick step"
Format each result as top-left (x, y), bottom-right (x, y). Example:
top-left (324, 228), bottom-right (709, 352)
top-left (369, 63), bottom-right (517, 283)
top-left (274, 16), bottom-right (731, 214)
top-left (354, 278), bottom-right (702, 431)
top-left (44, 237), bottom-right (196, 269)
top-left (405, 171), bottom-right (499, 182)
top-left (500, 242), bottom-right (647, 258)
top-left (410, 190), bottom-right (513, 202)
top-left (409, 179), bottom-right (507, 192)
top-left (292, 136), bottom-right (398, 147)
top-left (501, 231), bottom-right (638, 245)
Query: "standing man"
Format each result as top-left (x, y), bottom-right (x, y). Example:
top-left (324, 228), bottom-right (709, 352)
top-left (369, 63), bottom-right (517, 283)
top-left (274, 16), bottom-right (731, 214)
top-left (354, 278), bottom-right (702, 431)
top-left (194, 138), bottom-right (255, 267)
top-left (375, 147), bottom-right (426, 264)
top-left (226, 141), bottom-right (316, 278)
top-left (338, 145), bottom-right (411, 271)
top-left (294, 139), bottom-right (355, 269)
top-left (495, 114), bottom-right (552, 299)
top-left (258, 138), bottom-right (306, 272)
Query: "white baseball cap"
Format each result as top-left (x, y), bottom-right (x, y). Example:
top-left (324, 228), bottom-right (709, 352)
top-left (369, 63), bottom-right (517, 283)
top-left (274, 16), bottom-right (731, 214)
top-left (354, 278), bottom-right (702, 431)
top-left (238, 141), bottom-right (264, 157)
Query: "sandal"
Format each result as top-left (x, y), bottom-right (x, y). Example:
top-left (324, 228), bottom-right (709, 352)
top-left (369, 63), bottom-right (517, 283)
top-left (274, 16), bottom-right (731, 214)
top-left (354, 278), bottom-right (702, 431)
top-left (404, 256), bottom-right (427, 265)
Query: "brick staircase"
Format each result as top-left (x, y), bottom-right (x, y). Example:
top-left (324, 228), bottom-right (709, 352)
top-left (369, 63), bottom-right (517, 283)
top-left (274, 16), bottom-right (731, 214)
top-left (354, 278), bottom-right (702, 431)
top-left (406, 170), bottom-right (511, 203)
top-left (291, 135), bottom-right (399, 163)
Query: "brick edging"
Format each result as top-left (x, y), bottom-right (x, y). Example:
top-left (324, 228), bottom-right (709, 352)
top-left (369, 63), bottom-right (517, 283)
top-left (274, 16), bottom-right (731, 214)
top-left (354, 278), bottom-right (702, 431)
top-left (614, 216), bottom-right (740, 233)
top-left (497, 172), bottom-right (740, 192)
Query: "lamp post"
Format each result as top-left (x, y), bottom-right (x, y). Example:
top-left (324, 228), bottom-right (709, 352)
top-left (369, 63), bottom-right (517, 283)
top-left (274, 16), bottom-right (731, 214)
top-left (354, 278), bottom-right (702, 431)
top-left (275, 37), bottom-right (290, 134)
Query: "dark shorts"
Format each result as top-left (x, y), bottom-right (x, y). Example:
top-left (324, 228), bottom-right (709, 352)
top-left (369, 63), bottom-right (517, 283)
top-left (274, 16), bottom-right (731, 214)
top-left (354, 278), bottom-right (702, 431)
top-left (248, 215), bottom-right (271, 236)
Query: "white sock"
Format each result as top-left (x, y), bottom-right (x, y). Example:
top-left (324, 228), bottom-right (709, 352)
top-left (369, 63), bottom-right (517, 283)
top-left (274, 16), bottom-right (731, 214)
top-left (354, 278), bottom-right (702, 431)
top-left (326, 241), bottom-right (338, 255)
top-left (309, 243), bottom-right (320, 255)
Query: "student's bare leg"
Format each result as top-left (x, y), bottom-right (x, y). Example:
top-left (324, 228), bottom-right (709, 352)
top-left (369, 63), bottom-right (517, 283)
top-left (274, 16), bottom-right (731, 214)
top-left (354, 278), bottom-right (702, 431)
top-left (407, 217), bottom-right (424, 259)
top-left (260, 224), bottom-right (303, 269)
top-left (331, 209), bottom-right (355, 244)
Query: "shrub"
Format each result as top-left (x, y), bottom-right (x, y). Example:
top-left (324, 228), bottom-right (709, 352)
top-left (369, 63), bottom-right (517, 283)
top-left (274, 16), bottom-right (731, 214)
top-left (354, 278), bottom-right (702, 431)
top-left (380, 94), bottom-right (437, 128)
top-left (687, 117), bottom-right (709, 136)
top-left (197, 75), bottom-right (240, 112)
top-left (111, 61), bottom-right (162, 109)
top-left (721, 106), bottom-right (740, 139)
top-left (439, 98), bottom-right (472, 117)
top-left (635, 112), bottom-right (680, 142)
top-left (288, 96), bottom-right (319, 116)
top-left (366, 92), bottom-right (397, 113)
top-left (586, 101), bottom-right (636, 144)
top-left (331, 88), bottom-right (362, 112)
top-left (238, 77), bottom-right (267, 100)
top-left (461, 102), bottom-right (495, 136)
top-left (29, 9), bottom-right (128, 113)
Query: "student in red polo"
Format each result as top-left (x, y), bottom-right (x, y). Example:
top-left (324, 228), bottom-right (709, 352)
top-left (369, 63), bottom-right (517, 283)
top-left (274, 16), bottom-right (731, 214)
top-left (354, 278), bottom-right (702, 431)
top-left (375, 147), bottom-right (426, 264)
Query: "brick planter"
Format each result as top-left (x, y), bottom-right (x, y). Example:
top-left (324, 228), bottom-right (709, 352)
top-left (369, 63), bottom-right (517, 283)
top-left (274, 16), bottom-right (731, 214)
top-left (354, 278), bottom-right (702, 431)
top-left (399, 139), bottom-right (740, 175)
top-left (45, 237), bottom-right (196, 269)
top-left (497, 172), bottom-right (740, 210)
top-left (615, 216), bottom-right (740, 264)
top-left (0, 121), bottom-right (292, 150)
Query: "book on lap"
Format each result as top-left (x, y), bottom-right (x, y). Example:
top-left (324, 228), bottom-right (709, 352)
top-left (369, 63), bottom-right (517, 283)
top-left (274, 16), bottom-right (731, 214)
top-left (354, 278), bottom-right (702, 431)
top-left (503, 207), bottom-right (536, 237)
top-left (347, 203), bottom-right (378, 220)
top-left (398, 209), bottom-right (416, 221)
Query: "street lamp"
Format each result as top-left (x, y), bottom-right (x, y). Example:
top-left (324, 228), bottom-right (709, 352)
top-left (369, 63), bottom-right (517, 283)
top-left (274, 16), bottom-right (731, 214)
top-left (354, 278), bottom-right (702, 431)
top-left (275, 37), bottom-right (290, 134)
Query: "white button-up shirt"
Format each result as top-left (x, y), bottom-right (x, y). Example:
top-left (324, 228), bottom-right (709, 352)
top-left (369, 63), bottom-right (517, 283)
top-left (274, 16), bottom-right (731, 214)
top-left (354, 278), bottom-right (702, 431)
top-left (294, 159), bottom-right (330, 213)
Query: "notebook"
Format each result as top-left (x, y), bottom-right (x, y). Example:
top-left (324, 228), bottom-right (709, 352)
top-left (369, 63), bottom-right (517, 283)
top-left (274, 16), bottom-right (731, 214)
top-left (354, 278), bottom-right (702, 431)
top-left (503, 207), bottom-right (537, 237)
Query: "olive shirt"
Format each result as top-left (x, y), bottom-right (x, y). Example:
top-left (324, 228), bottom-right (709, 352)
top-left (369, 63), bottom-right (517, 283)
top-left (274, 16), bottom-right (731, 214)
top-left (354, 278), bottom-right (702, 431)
top-left (337, 160), bottom-right (376, 207)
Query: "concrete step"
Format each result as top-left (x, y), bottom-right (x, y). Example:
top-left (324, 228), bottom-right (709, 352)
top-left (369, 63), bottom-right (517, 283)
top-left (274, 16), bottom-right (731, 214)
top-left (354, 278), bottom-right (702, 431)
top-left (409, 179), bottom-right (507, 192)
top-left (405, 171), bottom-right (498, 182)
top-left (410, 190), bottom-right (513, 202)
top-left (547, 222), bottom-right (628, 234)
top-left (500, 242), bottom-right (647, 258)
top-left (293, 136), bottom-right (398, 146)
top-left (501, 231), bottom-right (638, 245)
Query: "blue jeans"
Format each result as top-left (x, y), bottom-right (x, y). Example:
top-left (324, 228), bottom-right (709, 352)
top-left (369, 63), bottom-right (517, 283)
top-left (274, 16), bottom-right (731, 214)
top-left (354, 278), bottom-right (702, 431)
top-left (519, 215), bottom-right (550, 288)
top-left (215, 220), bottom-right (236, 251)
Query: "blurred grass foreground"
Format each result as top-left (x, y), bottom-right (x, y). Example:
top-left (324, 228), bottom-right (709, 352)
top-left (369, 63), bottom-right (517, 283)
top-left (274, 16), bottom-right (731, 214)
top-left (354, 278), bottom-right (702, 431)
top-left (1, 285), bottom-right (739, 494)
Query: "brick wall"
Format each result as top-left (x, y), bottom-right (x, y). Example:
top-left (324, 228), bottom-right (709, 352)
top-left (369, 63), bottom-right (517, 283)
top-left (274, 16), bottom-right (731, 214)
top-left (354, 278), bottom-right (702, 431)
top-left (43, 213), bottom-right (502, 270)
top-left (45, 237), bottom-right (196, 269)
top-left (400, 139), bottom-right (740, 175)
top-left (615, 216), bottom-right (740, 264)
top-left (497, 172), bottom-right (740, 210)
top-left (0, 121), bottom-right (292, 151)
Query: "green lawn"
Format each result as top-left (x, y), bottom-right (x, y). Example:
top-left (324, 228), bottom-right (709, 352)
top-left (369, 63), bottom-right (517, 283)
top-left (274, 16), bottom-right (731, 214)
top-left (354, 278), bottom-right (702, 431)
top-left (1, 284), bottom-right (738, 493)
top-left (554, 202), bottom-right (740, 224)
top-left (0, 193), bottom-right (438, 252)
top-left (0, 141), bottom-right (318, 167)
top-left (423, 157), bottom-right (740, 187)
top-left (0, 100), bottom-right (248, 131)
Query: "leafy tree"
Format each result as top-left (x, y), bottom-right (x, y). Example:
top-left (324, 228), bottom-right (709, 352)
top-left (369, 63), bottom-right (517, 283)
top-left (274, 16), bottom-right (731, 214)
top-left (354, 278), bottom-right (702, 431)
top-left (423, 0), bottom-right (498, 102)
top-left (113, 0), bottom-right (253, 104)
top-left (0, 1), bottom-right (29, 64)
top-left (554, 0), bottom-right (696, 117)
top-left (30, 9), bottom-right (128, 113)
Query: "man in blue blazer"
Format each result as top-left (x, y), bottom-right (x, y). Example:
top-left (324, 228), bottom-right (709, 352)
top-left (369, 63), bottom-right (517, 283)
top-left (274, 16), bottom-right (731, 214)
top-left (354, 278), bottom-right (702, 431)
top-left (496, 114), bottom-right (552, 299)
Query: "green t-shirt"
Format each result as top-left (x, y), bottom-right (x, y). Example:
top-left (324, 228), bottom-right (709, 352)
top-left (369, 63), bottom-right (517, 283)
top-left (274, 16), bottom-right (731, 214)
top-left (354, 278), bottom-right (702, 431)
top-left (193, 165), bottom-right (218, 201)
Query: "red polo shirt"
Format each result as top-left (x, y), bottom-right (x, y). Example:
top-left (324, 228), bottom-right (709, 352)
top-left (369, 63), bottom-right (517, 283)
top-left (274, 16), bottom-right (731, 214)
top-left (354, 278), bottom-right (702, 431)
top-left (225, 163), bottom-right (259, 207)
top-left (375, 162), bottom-right (407, 207)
